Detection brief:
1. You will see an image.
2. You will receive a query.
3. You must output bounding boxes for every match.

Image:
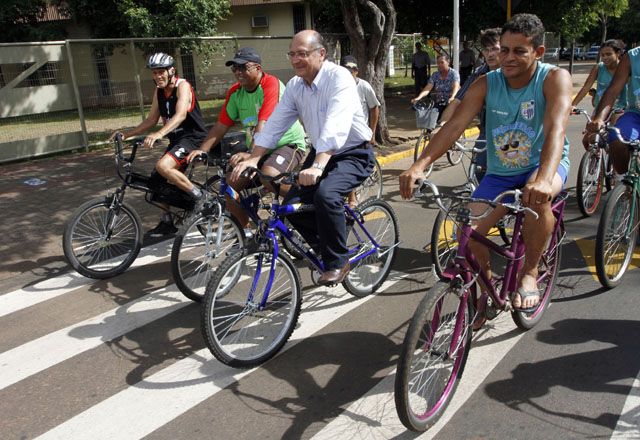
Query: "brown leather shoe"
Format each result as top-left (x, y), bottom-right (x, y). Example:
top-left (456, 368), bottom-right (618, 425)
top-left (318, 262), bottom-right (350, 286)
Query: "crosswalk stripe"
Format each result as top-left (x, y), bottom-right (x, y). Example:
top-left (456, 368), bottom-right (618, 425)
top-left (0, 284), bottom-right (189, 391)
top-left (311, 312), bottom-right (526, 439)
top-left (573, 238), bottom-right (640, 283)
top-left (610, 373), bottom-right (640, 439)
top-left (0, 239), bottom-right (173, 318)
top-left (36, 272), bottom-right (408, 440)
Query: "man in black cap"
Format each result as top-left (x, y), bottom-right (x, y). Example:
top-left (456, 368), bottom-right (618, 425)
top-left (187, 47), bottom-right (307, 228)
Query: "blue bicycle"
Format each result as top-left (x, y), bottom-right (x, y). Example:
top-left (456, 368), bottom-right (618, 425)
top-left (201, 169), bottom-right (400, 367)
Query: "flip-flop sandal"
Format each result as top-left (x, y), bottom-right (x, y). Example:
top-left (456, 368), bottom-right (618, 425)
top-left (511, 287), bottom-right (541, 313)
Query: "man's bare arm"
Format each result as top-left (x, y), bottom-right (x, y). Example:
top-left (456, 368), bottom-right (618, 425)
top-left (592, 54), bottom-right (630, 124)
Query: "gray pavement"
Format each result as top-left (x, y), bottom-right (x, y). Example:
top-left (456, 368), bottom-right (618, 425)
top-left (0, 65), bottom-right (591, 293)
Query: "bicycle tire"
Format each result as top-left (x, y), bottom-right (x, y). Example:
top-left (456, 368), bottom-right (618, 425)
top-left (446, 134), bottom-right (465, 166)
top-left (353, 157), bottom-right (383, 204)
top-left (595, 184), bottom-right (639, 289)
top-left (63, 197), bottom-right (143, 279)
top-left (171, 212), bottom-right (244, 302)
top-left (342, 199), bottom-right (399, 297)
top-left (201, 249), bottom-right (302, 368)
top-left (511, 226), bottom-right (563, 329)
top-left (576, 150), bottom-right (604, 217)
top-left (430, 201), bottom-right (458, 281)
top-left (414, 133), bottom-right (435, 177)
top-left (395, 281), bottom-right (473, 432)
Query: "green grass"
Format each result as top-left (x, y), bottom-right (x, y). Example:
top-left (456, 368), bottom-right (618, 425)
top-left (384, 72), bottom-right (414, 94)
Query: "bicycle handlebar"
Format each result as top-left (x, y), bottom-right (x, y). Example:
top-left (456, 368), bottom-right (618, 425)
top-left (454, 138), bottom-right (487, 154)
top-left (113, 133), bottom-right (141, 164)
top-left (415, 179), bottom-right (539, 220)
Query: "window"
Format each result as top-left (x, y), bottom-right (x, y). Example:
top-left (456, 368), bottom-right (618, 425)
top-left (13, 62), bottom-right (64, 88)
top-left (292, 4), bottom-right (306, 33)
top-left (95, 55), bottom-right (112, 97)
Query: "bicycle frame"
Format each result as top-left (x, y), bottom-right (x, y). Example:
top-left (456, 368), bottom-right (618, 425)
top-left (246, 201), bottom-right (389, 309)
top-left (441, 195), bottom-right (566, 311)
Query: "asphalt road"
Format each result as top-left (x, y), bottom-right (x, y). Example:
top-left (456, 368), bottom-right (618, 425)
top-left (1, 107), bottom-right (639, 439)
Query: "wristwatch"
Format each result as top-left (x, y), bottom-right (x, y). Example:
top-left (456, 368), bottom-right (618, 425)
top-left (311, 162), bottom-right (325, 171)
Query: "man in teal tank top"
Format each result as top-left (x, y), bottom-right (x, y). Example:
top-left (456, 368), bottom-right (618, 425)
top-left (400, 14), bottom-right (572, 313)
top-left (587, 46), bottom-right (640, 176)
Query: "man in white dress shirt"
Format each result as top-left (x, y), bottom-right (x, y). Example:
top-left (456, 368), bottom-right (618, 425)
top-left (231, 30), bottom-right (375, 285)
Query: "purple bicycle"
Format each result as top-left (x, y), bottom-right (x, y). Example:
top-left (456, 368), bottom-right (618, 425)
top-left (394, 180), bottom-right (566, 432)
top-left (201, 169), bottom-right (399, 368)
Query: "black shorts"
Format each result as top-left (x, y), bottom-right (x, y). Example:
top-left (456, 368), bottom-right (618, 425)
top-left (164, 137), bottom-right (204, 171)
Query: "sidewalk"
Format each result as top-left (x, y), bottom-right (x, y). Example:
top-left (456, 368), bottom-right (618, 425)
top-left (0, 71), bottom-right (590, 292)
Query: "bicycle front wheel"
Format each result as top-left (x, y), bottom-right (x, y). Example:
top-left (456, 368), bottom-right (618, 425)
top-left (446, 134), bottom-right (465, 165)
top-left (343, 199), bottom-right (399, 297)
top-left (171, 212), bottom-right (244, 302)
top-left (62, 197), bottom-right (142, 279)
top-left (201, 250), bottom-right (302, 368)
top-left (512, 226), bottom-right (563, 329)
top-left (576, 150), bottom-right (604, 216)
top-left (595, 184), bottom-right (639, 289)
top-left (414, 133), bottom-right (435, 177)
top-left (353, 157), bottom-right (383, 204)
top-left (395, 281), bottom-right (473, 432)
top-left (430, 202), bottom-right (458, 280)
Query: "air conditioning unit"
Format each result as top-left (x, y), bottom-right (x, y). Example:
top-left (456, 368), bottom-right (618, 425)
top-left (251, 15), bottom-right (269, 28)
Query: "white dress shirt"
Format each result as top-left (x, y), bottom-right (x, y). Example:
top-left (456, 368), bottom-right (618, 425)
top-left (254, 61), bottom-right (372, 154)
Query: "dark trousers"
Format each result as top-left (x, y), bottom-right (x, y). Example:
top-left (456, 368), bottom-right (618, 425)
top-left (460, 66), bottom-right (473, 86)
top-left (414, 67), bottom-right (430, 95)
top-left (283, 144), bottom-right (374, 270)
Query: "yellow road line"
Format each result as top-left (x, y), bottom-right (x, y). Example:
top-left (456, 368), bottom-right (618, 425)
top-left (574, 237), bottom-right (640, 282)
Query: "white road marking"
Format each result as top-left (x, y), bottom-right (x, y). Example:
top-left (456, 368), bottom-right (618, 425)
top-left (0, 240), bottom-right (173, 318)
top-left (36, 273), bottom-right (408, 440)
top-left (311, 312), bottom-right (526, 439)
top-left (610, 374), bottom-right (640, 439)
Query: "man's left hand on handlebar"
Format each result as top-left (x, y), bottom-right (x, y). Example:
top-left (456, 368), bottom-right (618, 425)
top-left (522, 179), bottom-right (553, 207)
top-left (230, 156), bottom-right (260, 182)
top-left (298, 167), bottom-right (323, 186)
top-left (229, 152), bottom-right (251, 167)
top-left (143, 132), bottom-right (163, 149)
top-left (399, 165), bottom-right (426, 200)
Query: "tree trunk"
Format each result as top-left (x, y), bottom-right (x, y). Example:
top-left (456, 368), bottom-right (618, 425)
top-left (340, 0), bottom-right (397, 145)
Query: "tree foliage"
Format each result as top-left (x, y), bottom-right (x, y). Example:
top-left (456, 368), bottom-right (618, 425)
top-left (66, 0), bottom-right (231, 40)
top-left (0, 0), bottom-right (67, 42)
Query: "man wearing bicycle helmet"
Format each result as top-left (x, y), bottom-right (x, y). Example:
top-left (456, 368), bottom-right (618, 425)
top-left (186, 47), bottom-right (306, 228)
top-left (586, 44), bottom-right (640, 176)
top-left (111, 52), bottom-right (207, 236)
top-left (400, 14), bottom-right (571, 312)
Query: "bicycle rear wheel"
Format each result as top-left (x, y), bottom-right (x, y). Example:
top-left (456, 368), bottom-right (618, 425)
top-left (171, 212), bottom-right (244, 302)
top-left (343, 199), bottom-right (399, 297)
top-left (395, 281), bottom-right (473, 432)
top-left (414, 133), bottom-right (435, 177)
top-left (576, 150), bottom-right (604, 216)
top-left (63, 197), bottom-right (142, 279)
top-left (511, 226), bottom-right (563, 329)
top-left (446, 134), bottom-right (465, 166)
top-left (595, 184), bottom-right (639, 289)
top-left (353, 157), bottom-right (383, 204)
top-left (201, 249), bottom-right (301, 368)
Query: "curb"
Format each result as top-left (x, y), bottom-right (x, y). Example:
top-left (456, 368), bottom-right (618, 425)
top-left (375, 126), bottom-right (480, 167)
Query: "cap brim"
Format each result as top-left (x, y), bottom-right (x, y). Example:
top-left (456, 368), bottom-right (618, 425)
top-left (344, 63), bottom-right (358, 69)
top-left (225, 58), bottom-right (250, 66)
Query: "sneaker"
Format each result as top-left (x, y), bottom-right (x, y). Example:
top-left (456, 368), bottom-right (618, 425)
top-left (147, 220), bottom-right (178, 237)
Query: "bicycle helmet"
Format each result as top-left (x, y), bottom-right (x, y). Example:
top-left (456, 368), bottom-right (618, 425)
top-left (146, 52), bottom-right (174, 69)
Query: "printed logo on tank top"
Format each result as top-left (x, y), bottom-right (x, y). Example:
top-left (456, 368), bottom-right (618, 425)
top-left (520, 100), bottom-right (535, 120)
top-left (491, 121), bottom-right (536, 169)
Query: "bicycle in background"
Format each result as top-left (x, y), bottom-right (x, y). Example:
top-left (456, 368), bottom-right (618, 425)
top-left (572, 108), bottom-right (615, 216)
top-left (62, 133), bottom-right (220, 279)
top-left (594, 126), bottom-right (640, 288)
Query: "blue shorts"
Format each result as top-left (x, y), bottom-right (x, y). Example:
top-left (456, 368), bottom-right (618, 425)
top-left (471, 165), bottom-right (568, 202)
top-left (614, 111), bottom-right (640, 142)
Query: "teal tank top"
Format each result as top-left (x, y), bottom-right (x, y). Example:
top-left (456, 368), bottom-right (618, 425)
top-left (485, 62), bottom-right (570, 176)
top-left (595, 62), bottom-right (627, 109)
top-left (627, 47), bottom-right (640, 114)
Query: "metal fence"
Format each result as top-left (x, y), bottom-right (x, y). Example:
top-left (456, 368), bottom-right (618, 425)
top-left (0, 36), bottom-right (322, 163)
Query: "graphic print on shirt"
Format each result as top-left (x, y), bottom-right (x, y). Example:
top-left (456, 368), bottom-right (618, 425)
top-left (492, 119), bottom-right (536, 169)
